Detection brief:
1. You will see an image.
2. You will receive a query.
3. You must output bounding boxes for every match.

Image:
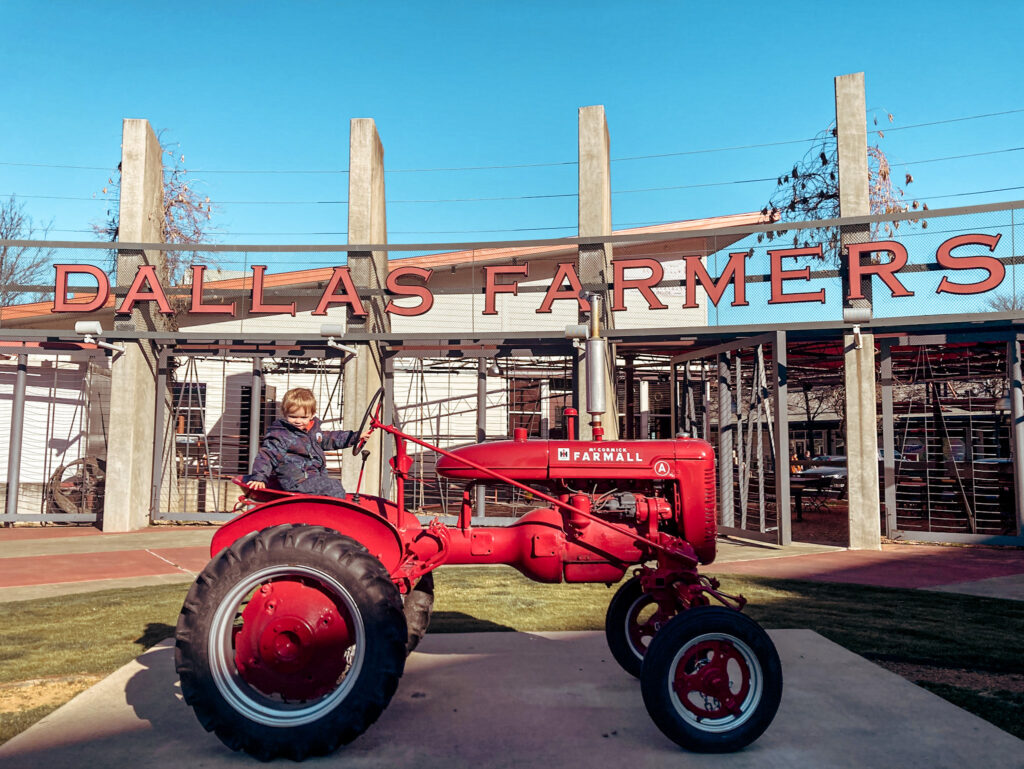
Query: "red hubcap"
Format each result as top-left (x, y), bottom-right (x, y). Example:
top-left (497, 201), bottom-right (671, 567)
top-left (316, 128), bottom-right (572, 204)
top-left (627, 602), bottom-right (673, 657)
top-left (673, 639), bottom-right (751, 719)
top-left (234, 578), bottom-right (354, 700)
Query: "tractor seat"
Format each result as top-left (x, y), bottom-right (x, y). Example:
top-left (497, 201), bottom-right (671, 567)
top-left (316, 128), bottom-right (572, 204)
top-left (231, 475), bottom-right (301, 504)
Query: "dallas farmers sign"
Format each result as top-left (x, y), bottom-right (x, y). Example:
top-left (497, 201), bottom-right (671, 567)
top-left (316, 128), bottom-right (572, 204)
top-left (53, 234), bottom-right (1004, 318)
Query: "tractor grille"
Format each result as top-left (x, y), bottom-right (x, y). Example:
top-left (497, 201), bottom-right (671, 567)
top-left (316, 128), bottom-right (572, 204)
top-left (704, 466), bottom-right (717, 531)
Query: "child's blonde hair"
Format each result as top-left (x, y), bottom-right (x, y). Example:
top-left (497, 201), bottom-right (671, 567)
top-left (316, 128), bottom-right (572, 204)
top-left (281, 387), bottom-right (317, 415)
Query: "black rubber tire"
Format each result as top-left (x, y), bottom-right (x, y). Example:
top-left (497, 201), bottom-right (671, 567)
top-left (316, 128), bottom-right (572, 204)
top-left (605, 575), bottom-right (662, 678)
top-left (174, 524), bottom-right (407, 761)
top-left (640, 606), bottom-right (782, 753)
top-left (403, 572), bottom-right (434, 655)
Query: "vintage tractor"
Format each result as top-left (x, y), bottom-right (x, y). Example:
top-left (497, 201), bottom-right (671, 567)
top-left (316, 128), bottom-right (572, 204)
top-left (175, 321), bottom-right (782, 760)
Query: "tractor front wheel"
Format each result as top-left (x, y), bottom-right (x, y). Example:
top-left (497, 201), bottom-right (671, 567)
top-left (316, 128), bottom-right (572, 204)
top-left (605, 575), bottom-right (678, 678)
top-left (175, 524), bottom-right (407, 761)
top-left (403, 572), bottom-right (434, 654)
top-left (640, 606), bottom-right (782, 753)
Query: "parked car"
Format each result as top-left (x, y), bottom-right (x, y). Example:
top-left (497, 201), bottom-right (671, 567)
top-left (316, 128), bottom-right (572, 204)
top-left (795, 450), bottom-right (903, 479)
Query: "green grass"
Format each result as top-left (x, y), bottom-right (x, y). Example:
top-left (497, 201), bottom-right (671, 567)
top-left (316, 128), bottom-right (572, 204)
top-left (1, 566), bottom-right (1023, 745)
top-left (0, 704), bottom-right (63, 746)
top-left (914, 684), bottom-right (1024, 739)
top-left (0, 584), bottom-right (188, 686)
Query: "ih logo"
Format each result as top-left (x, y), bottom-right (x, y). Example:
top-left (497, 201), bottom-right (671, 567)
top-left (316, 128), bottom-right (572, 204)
top-left (557, 448), bottom-right (570, 461)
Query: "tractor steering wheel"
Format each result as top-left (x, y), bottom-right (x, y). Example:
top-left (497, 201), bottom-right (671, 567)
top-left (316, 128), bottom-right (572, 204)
top-left (352, 387), bottom-right (385, 456)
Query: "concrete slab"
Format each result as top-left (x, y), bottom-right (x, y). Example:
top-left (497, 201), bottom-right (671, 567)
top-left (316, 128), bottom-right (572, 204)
top-left (927, 573), bottom-right (1024, 602)
top-left (1, 630), bottom-right (1020, 769)
top-left (0, 573), bottom-right (196, 603)
top-left (0, 528), bottom-right (216, 558)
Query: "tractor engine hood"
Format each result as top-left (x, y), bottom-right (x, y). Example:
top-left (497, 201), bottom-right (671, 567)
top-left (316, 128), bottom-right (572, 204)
top-left (436, 436), bottom-right (713, 482)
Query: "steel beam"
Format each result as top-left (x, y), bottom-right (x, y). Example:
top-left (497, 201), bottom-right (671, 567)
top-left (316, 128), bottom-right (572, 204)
top-left (4, 354), bottom-right (28, 521)
top-left (772, 331), bottom-right (791, 545)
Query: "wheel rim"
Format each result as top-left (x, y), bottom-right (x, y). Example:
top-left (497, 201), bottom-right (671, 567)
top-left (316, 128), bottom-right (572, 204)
top-left (623, 594), bottom-right (669, 663)
top-left (667, 632), bottom-right (762, 733)
top-left (208, 564), bottom-right (366, 727)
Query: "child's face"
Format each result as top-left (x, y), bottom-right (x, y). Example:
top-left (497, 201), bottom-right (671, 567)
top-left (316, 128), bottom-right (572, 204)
top-left (285, 408), bottom-right (314, 429)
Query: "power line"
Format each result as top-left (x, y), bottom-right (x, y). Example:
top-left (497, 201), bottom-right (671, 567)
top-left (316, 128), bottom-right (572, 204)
top-left (7, 106), bottom-right (1022, 178)
top-left (872, 107), bottom-right (1024, 135)
top-left (899, 146), bottom-right (1024, 166)
top-left (5, 138), bottom-right (1024, 208)
top-left (923, 185), bottom-right (1024, 200)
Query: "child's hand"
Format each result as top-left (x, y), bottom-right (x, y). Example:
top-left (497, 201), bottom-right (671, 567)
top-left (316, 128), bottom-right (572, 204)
top-left (359, 429), bottom-right (373, 444)
top-left (248, 479), bottom-right (266, 490)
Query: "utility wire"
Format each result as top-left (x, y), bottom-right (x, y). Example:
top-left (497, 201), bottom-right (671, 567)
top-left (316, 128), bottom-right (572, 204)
top-left (871, 107), bottom-right (1024, 135)
top-left (6, 106), bottom-right (1022, 176)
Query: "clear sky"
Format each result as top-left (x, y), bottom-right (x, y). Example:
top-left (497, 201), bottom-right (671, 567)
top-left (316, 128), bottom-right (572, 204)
top-left (2, 0), bottom-right (1022, 256)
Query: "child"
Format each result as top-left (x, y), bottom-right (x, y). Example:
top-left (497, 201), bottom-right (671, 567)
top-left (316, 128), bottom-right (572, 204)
top-left (247, 387), bottom-right (370, 498)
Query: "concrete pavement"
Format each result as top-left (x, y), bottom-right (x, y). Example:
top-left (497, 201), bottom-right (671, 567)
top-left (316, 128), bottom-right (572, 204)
top-left (1, 630), bottom-right (1021, 769)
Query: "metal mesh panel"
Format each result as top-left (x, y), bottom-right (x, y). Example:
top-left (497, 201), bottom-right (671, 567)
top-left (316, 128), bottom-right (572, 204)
top-left (888, 342), bottom-right (1015, 537)
top-left (0, 351), bottom-right (107, 522)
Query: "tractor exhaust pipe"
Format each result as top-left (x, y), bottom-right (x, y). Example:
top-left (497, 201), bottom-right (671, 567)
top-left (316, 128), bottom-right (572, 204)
top-left (586, 293), bottom-right (606, 441)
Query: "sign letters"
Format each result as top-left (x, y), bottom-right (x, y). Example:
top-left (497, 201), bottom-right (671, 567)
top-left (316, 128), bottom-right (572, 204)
top-left (51, 234), bottom-right (1008, 317)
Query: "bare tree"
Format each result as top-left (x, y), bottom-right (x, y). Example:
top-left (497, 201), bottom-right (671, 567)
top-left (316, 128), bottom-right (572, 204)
top-left (93, 132), bottom-right (216, 284)
top-left (985, 292), bottom-right (1024, 312)
top-left (0, 195), bottom-right (56, 307)
top-left (760, 115), bottom-right (927, 263)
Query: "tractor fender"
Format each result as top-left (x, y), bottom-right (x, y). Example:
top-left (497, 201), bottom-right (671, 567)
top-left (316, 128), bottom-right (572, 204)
top-left (211, 496), bottom-right (405, 574)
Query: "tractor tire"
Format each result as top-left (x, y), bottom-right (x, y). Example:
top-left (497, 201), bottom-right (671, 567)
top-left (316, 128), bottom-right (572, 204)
top-left (403, 572), bottom-right (434, 655)
top-left (174, 524), bottom-right (407, 761)
top-left (605, 575), bottom-right (678, 678)
top-left (640, 606), bottom-right (782, 753)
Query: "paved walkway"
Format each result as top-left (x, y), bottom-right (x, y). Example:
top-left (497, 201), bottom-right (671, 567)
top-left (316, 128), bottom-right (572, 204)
top-left (1, 525), bottom-right (1023, 602)
top-left (2, 630), bottom-right (1021, 769)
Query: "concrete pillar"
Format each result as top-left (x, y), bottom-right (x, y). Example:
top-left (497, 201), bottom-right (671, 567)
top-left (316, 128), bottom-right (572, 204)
top-left (104, 119), bottom-right (165, 532)
top-left (343, 118), bottom-right (389, 497)
top-left (836, 73), bottom-right (881, 550)
top-left (577, 105), bottom-right (618, 440)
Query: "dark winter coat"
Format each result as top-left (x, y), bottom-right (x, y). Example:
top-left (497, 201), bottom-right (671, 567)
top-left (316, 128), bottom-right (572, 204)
top-left (247, 417), bottom-right (357, 497)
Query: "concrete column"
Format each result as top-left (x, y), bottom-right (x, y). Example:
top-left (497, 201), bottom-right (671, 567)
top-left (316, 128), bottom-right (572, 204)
top-left (104, 118), bottom-right (165, 531)
top-left (343, 118), bottom-right (389, 496)
top-left (836, 73), bottom-right (881, 550)
top-left (577, 105), bottom-right (619, 440)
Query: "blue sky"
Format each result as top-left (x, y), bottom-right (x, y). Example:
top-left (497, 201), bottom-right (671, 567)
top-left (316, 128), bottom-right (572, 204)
top-left (2, 0), bottom-right (1022, 257)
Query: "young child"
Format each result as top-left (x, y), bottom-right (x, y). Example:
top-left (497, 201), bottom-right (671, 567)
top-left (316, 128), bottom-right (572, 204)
top-left (247, 387), bottom-right (370, 497)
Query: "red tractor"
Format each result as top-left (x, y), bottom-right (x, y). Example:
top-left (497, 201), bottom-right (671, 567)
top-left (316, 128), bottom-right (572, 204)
top-left (174, 390), bottom-right (783, 760)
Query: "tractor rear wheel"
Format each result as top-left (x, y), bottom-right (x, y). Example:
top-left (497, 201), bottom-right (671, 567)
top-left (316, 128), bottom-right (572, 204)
top-left (175, 524), bottom-right (407, 761)
top-left (605, 575), bottom-right (678, 678)
top-left (403, 572), bottom-right (434, 654)
top-left (640, 606), bottom-right (782, 753)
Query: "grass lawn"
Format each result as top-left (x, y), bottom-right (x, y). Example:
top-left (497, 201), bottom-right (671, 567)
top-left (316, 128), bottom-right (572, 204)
top-left (2, 565), bottom-right (1022, 745)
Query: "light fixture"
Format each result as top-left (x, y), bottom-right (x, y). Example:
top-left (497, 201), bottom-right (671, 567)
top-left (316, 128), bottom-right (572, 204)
top-left (74, 321), bottom-right (125, 354)
top-left (319, 324), bottom-right (359, 357)
top-left (487, 360), bottom-right (501, 376)
top-left (842, 307), bottom-right (872, 350)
